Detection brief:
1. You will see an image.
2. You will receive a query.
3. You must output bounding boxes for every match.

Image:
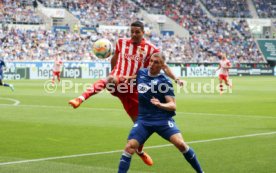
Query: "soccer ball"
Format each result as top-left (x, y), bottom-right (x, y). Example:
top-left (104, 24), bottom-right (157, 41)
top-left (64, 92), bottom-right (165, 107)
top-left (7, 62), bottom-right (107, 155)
top-left (92, 38), bottom-right (113, 59)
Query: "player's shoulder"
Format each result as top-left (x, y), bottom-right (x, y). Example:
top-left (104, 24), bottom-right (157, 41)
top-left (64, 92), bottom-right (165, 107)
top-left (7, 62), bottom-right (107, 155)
top-left (159, 73), bottom-right (172, 84)
top-left (138, 68), bottom-right (148, 75)
top-left (144, 39), bottom-right (158, 49)
top-left (117, 38), bottom-right (131, 43)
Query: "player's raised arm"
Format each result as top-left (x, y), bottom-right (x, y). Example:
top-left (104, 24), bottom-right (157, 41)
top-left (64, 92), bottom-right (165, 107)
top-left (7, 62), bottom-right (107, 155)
top-left (162, 64), bottom-right (184, 86)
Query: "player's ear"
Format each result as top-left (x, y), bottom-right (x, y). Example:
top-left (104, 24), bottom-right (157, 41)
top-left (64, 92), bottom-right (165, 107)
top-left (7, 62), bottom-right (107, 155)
top-left (161, 63), bottom-right (166, 69)
top-left (161, 61), bottom-right (167, 69)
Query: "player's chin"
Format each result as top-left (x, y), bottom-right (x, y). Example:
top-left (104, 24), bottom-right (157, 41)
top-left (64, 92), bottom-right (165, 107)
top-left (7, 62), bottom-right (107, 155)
top-left (149, 69), bottom-right (156, 74)
top-left (132, 38), bottom-right (139, 44)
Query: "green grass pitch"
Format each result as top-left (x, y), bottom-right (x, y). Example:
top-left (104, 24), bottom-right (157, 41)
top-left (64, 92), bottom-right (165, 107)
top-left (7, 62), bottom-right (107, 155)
top-left (0, 76), bottom-right (275, 173)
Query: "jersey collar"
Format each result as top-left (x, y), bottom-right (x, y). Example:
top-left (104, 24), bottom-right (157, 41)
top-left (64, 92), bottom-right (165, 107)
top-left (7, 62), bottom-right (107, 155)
top-left (147, 68), bottom-right (160, 77)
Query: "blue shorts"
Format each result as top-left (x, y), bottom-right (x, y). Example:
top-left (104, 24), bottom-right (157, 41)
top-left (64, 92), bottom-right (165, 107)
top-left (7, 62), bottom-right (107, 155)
top-left (128, 118), bottom-right (181, 145)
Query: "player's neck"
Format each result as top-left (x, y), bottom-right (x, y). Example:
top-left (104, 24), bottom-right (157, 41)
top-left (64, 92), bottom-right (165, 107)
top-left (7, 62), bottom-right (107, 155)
top-left (148, 70), bottom-right (160, 77)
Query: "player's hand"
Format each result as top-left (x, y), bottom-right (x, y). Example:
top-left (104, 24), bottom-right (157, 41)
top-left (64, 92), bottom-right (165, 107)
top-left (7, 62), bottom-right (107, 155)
top-left (150, 97), bottom-right (161, 107)
top-left (119, 76), bottom-right (129, 83)
top-left (121, 75), bottom-right (136, 84)
top-left (175, 78), bottom-right (184, 87)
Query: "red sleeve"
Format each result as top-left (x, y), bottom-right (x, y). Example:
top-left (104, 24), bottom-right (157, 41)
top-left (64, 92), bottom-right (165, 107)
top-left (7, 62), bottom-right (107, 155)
top-left (144, 47), bottom-right (160, 67)
top-left (153, 48), bottom-right (160, 54)
top-left (144, 58), bottom-right (150, 67)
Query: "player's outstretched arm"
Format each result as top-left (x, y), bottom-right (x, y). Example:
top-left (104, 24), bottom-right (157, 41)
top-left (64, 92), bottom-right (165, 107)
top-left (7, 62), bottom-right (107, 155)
top-left (150, 96), bottom-right (176, 111)
top-left (162, 64), bottom-right (184, 86)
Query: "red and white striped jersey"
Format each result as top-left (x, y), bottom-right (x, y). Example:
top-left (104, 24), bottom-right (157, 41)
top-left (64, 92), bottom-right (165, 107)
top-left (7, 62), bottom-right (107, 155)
top-left (219, 59), bottom-right (231, 76)
top-left (111, 38), bottom-right (159, 76)
top-left (53, 58), bottom-right (62, 72)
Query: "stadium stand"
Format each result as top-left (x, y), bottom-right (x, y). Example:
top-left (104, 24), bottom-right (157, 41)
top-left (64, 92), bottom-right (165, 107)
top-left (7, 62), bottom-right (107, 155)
top-left (200, 0), bottom-right (252, 18)
top-left (133, 0), bottom-right (266, 63)
top-left (253, 0), bottom-right (276, 18)
top-left (0, 0), bottom-right (270, 65)
top-left (38, 0), bottom-right (141, 27)
top-left (0, 28), bottom-right (95, 61)
top-left (0, 0), bottom-right (43, 25)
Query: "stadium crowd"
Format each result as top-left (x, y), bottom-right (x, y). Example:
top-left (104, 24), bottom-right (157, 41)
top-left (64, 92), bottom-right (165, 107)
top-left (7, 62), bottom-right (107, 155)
top-left (0, 0), bottom-right (268, 64)
top-left (253, 0), bottom-right (276, 18)
top-left (38, 0), bottom-right (140, 27)
top-left (200, 0), bottom-right (252, 18)
top-left (0, 0), bottom-right (43, 24)
top-left (0, 27), bottom-right (194, 63)
top-left (134, 0), bottom-right (265, 63)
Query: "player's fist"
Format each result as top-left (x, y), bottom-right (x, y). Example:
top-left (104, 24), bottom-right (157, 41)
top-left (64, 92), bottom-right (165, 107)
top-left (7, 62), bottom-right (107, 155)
top-left (150, 97), bottom-right (161, 107)
top-left (175, 78), bottom-right (184, 86)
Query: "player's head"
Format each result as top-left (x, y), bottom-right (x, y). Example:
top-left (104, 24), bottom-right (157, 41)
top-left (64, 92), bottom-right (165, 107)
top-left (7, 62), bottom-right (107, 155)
top-left (149, 52), bottom-right (165, 75)
top-left (220, 53), bottom-right (227, 60)
top-left (130, 21), bottom-right (144, 44)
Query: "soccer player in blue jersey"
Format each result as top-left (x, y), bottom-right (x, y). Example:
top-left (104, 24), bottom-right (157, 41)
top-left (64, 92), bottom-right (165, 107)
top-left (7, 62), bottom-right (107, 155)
top-left (117, 52), bottom-right (204, 173)
top-left (0, 58), bottom-right (14, 91)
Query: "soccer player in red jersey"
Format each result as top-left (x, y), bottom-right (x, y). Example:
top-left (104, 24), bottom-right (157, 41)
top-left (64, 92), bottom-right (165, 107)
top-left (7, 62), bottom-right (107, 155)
top-left (216, 53), bottom-right (232, 95)
top-left (69, 21), bottom-right (183, 166)
top-left (52, 54), bottom-right (62, 84)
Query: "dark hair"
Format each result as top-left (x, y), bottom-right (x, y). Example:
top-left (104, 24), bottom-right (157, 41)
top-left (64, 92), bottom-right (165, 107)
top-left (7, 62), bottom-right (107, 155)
top-left (131, 21), bottom-right (144, 31)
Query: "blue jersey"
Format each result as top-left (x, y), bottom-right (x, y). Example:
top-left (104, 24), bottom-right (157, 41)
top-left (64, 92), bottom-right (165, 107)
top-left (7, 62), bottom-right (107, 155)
top-left (0, 59), bottom-right (5, 74)
top-left (136, 68), bottom-right (175, 121)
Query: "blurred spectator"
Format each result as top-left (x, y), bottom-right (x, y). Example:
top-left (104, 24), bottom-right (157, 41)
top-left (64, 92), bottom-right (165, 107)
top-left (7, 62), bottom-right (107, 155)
top-left (33, 0), bottom-right (38, 10)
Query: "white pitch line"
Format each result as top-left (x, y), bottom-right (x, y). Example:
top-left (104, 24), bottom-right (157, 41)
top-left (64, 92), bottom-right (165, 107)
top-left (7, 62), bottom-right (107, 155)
top-left (0, 131), bottom-right (275, 166)
top-left (177, 112), bottom-right (276, 119)
top-left (0, 97), bottom-right (20, 106)
top-left (1, 104), bottom-right (276, 119)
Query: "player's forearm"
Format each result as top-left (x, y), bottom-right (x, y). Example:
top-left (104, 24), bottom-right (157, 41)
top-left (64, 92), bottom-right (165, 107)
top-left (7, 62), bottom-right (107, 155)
top-left (111, 58), bottom-right (116, 70)
top-left (126, 75), bottom-right (137, 80)
top-left (111, 53), bottom-right (118, 70)
top-left (163, 64), bottom-right (177, 81)
top-left (157, 102), bottom-right (176, 112)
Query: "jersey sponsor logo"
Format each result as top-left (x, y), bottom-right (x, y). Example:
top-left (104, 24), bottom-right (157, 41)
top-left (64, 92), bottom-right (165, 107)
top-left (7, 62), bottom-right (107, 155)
top-left (151, 80), bottom-right (158, 85)
top-left (137, 83), bottom-right (151, 93)
top-left (123, 54), bottom-right (143, 62)
top-left (137, 47), bottom-right (146, 56)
